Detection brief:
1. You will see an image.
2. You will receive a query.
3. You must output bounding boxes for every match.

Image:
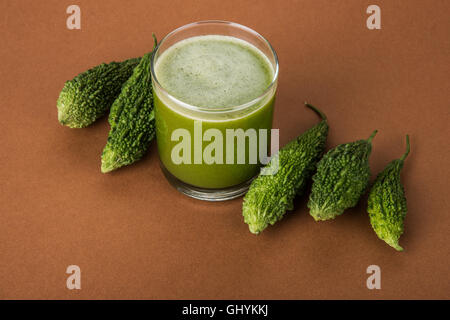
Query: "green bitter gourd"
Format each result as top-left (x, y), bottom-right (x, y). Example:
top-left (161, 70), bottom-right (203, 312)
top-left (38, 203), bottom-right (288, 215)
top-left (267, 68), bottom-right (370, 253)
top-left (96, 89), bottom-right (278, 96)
top-left (243, 103), bottom-right (329, 234)
top-left (308, 130), bottom-right (378, 221)
top-left (57, 57), bottom-right (141, 128)
top-left (368, 135), bottom-right (410, 251)
top-left (101, 39), bottom-right (157, 173)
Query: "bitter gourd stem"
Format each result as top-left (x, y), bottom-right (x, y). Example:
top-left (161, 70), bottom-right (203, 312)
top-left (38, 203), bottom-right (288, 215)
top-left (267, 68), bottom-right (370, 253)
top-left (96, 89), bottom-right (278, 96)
top-left (367, 130), bottom-right (378, 143)
top-left (304, 102), bottom-right (327, 120)
top-left (400, 134), bottom-right (410, 161)
top-left (152, 33), bottom-right (157, 48)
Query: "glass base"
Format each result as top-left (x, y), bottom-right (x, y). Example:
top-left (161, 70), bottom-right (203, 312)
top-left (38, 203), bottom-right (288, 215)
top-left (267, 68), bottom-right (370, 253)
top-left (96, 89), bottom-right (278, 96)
top-left (160, 163), bottom-right (253, 201)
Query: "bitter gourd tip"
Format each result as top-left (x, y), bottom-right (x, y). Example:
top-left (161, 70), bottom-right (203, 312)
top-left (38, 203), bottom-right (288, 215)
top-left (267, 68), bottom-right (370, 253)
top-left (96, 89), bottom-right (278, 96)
top-left (248, 222), bottom-right (264, 235)
top-left (400, 135), bottom-right (410, 161)
top-left (305, 103), bottom-right (327, 120)
top-left (57, 108), bottom-right (69, 126)
top-left (309, 207), bottom-right (340, 221)
top-left (392, 243), bottom-right (404, 251)
top-left (243, 204), bottom-right (268, 234)
top-left (100, 147), bottom-right (119, 173)
top-left (379, 230), bottom-right (404, 251)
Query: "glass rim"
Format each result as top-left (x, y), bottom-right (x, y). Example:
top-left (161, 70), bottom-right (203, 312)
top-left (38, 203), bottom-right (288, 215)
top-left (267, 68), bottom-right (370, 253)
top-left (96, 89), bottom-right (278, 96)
top-left (150, 20), bottom-right (279, 114)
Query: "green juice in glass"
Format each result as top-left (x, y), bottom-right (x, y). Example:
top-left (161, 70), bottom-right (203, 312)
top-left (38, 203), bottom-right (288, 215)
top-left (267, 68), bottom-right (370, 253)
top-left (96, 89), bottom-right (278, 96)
top-left (153, 34), bottom-right (276, 190)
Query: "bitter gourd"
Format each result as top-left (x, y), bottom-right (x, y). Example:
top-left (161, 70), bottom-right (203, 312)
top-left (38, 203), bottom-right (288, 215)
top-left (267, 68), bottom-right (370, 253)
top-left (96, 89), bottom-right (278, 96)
top-left (368, 135), bottom-right (410, 251)
top-left (57, 57), bottom-right (141, 128)
top-left (101, 40), bottom-right (156, 173)
top-left (308, 130), bottom-right (377, 221)
top-left (243, 103), bottom-right (329, 234)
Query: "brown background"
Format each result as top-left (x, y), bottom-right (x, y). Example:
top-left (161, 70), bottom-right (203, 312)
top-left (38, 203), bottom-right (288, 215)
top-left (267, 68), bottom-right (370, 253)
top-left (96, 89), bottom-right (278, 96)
top-left (0, 0), bottom-right (449, 299)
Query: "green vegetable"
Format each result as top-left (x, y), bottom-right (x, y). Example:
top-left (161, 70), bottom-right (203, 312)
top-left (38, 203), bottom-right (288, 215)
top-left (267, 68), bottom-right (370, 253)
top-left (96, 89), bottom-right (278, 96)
top-left (368, 135), bottom-right (410, 251)
top-left (57, 57), bottom-right (141, 128)
top-left (243, 103), bottom-right (329, 234)
top-left (101, 39), bottom-right (157, 173)
top-left (308, 130), bottom-right (377, 221)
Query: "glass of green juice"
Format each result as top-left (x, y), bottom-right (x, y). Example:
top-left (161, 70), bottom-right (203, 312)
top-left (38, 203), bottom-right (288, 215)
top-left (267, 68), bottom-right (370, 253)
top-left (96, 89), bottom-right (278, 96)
top-left (151, 21), bottom-right (279, 201)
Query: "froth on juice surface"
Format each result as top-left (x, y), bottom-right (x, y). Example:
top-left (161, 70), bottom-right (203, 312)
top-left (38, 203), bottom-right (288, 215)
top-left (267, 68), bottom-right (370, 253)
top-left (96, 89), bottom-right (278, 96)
top-left (154, 35), bottom-right (274, 109)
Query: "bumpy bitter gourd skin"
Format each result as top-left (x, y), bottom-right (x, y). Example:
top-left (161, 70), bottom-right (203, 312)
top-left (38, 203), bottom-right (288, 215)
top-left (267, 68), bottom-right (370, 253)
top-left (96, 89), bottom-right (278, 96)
top-left (308, 130), bottom-right (377, 221)
top-left (57, 57), bottom-right (141, 128)
top-left (101, 50), bottom-right (154, 173)
top-left (243, 104), bottom-right (329, 234)
top-left (368, 135), bottom-right (410, 251)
